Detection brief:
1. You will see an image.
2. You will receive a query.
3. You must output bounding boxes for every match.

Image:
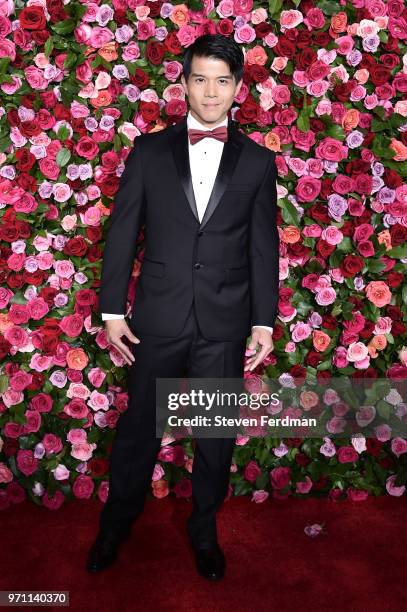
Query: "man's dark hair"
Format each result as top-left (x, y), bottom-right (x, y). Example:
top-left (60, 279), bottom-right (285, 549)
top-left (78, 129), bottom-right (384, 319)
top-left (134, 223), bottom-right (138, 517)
top-left (182, 34), bottom-right (244, 84)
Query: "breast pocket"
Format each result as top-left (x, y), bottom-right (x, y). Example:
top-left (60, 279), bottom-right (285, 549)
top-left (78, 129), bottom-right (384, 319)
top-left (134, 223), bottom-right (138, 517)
top-left (227, 181), bottom-right (258, 192)
top-left (141, 257), bottom-right (166, 278)
top-left (225, 263), bottom-right (250, 283)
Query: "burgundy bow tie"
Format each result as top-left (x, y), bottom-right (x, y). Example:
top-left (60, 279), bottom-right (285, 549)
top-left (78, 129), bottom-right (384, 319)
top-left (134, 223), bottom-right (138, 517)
top-left (188, 126), bottom-right (228, 145)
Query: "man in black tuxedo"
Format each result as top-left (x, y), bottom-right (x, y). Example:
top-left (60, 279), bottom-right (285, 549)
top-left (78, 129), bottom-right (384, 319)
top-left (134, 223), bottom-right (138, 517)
top-left (87, 34), bottom-right (279, 580)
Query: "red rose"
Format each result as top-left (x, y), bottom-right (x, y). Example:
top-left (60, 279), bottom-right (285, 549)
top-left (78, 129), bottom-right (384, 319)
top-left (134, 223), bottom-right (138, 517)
top-left (296, 31), bottom-right (313, 50)
top-left (305, 350), bottom-right (323, 367)
top-left (15, 149), bottom-right (36, 172)
top-left (131, 68), bottom-right (150, 90)
top-left (370, 65), bottom-right (392, 85)
top-left (297, 48), bottom-right (317, 71)
top-left (244, 460), bottom-right (261, 483)
top-left (387, 272), bottom-right (404, 288)
top-left (313, 31), bottom-right (331, 47)
top-left (354, 173), bottom-right (373, 195)
top-left (383, 168), bottom-right (403, 188)
top-left (366, 438), bottom-right (383, 457)
top-left (274, 37), bottom-right (296, 58)
top-left (295, 452), bottom-right (310, 467)
top-left (340, 255), bottom-right (365, 278)
top-left (316, 239), bottom-right (335, 258)
top-left (254, 22), bottom-right (273, 39)
top-left (63, 236), bottom-right (88, 257)
top-left (139, 100), bottom-right (160, 122)
top-left (216, 19), bottom-right (234, 36)
top-left (86, 226), bottom-right (102, 243)
top-left (75, 289), bottom-right (96, 307)
top-left (164, 31), bottom-right (182, 55)
top-left (100, 176), bottom-right (119, 197)
top-left (270, 466), bottom-right (291, 489)
top-left (379, 53), bottom-right (400, 69)
top-left (338, 446), bottom-right (359, 464)
top-left (390, 223), bottom-right (407, 246)
top-left (249, 64), bottom-right (269, 83)
top-left (237, 97), bottom-right (259, 122)
top-left (146, 40), bottom-right (165, 66)
top-left (19, 6), bottom-right (46, 30)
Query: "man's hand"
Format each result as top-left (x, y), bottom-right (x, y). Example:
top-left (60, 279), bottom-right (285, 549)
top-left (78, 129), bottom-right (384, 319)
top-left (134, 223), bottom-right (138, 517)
top-left (105, 319), bottom-right (140, 366)
top-left (244, 327), bottom-right (274, 372)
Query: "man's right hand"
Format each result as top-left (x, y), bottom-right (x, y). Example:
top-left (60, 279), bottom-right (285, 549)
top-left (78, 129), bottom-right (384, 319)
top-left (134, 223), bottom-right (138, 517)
top-left (105, 319), bottom-right (140, 365)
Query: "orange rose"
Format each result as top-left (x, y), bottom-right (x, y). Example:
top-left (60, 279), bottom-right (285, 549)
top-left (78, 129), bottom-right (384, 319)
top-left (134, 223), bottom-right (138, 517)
top-left (282, 226), bottom-right (301, 244)
top-left (331, 12), bottom-right (347, 33)
top-left (99, 42), bottom-right (118, 63)
top-left (370, 335), bottom-right (387, 351)
top-left (66, 348), bottom-right (89, 370)
top-left (264, 131), bottom-right (280, 152)
top-left (377, 230), bottom-right (392, 250)
top-left (170, 4), bottom-right (189, 27)
top-left (300, 391), bottom-right (319, 411)
top-left (342, 109), bottom-right (359, 131)
top-left (390, 138), bottom-right (407, 161)
top-left (365, 281), bottom-right (391, 308)
top-left (152, 478), bottom-right (169, 498)
top-left (312, 330), bottom-right (331, 352)
top-left (246, 45), bottom-right (268, 66)
top-left (90, 90), bottom-right (113, 109)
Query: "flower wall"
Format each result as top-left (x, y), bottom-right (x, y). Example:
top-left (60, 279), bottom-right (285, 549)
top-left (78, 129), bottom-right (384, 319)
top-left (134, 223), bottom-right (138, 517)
top-left (0, 0), bottom-right (407, 511)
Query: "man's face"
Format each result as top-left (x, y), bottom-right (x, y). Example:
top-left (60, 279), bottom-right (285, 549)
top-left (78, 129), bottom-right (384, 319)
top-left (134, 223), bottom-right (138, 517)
top-left (181, 55), bottom-right (243, 127)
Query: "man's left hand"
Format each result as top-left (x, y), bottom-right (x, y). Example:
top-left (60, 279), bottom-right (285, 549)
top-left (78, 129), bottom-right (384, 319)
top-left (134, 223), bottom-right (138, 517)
top-left (244, 328), bottom-right (274, 372)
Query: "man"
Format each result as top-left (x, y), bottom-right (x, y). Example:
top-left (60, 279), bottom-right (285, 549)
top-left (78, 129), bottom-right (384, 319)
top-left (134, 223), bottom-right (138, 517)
top-left (87, 34), bottom-right (279, 580)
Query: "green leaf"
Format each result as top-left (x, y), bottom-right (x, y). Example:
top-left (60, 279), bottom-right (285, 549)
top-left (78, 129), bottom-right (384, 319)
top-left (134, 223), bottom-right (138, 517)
top-left (280, 198), bottom-right (299, 226)
top-left (56, 147), bottom-right (71, 167)
top-left (268, 0), bottom-right (282, 16)
top-left (297, 112), bottom-right (310, 132)
top-left (325, 124), bottom-right (345, 140)
top-left (366, 259), bottom-right (387, 274)
top-left (387, 245), bottom-right (407, 259)
top-left (316, 0), bottom-right (341, 15)
top-left (44, 36), bottom-right (54, 58)
top-left (0, 57), bottom-right (10, 75)
top-left (51, 19), bottom-right (76, 35)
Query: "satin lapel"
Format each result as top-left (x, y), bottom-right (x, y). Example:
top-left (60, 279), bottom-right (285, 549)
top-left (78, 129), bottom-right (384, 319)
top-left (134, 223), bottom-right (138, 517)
top-left (169, 117), bottom-right (244, 229)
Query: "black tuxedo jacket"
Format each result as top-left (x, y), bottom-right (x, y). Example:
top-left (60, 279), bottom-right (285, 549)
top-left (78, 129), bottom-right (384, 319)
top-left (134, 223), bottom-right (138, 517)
top-left (98, 116), bottom-right (279, 341)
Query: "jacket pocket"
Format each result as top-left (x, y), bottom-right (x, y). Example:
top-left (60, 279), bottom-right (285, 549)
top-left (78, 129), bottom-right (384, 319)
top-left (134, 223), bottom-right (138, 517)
top-left (142, 257), bottom-right (166, 278)
top-left (225, 263), bottom-right (249, 283)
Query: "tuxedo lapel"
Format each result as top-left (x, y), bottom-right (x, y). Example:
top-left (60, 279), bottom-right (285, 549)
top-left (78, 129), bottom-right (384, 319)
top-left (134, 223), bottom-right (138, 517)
top-left (169, 116), bottom-right (244, 230)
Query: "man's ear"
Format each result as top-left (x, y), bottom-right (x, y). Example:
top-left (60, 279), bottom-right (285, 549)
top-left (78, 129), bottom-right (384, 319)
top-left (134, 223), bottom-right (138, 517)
top-left (181, 74), bottom-right (187, 94)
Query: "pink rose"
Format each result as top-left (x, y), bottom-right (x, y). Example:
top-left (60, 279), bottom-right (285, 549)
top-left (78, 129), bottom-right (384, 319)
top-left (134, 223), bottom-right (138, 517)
top-left (72, 474), bottom-right (94, 499)
top-left (270, 466), bottom-right (291, 489)
top-left (16, 449), bottom-right (38, 476)
top-left (295, 176), bottom-right (322, 202)
top-left (251, 489), bottom-right (269, 503)
top-left (337, 446), bottom-right (359, 463)
top-left (315, 137), bottom-right (348, 162)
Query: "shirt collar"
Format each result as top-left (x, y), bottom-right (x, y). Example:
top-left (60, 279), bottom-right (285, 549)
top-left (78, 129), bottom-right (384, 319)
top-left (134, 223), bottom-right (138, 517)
top-left (187, 110), bottom-right (228, 131)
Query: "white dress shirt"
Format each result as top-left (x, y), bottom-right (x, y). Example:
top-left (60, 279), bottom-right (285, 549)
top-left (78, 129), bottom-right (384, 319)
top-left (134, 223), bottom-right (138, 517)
top-left (102, 111), bottom-right (273, 335)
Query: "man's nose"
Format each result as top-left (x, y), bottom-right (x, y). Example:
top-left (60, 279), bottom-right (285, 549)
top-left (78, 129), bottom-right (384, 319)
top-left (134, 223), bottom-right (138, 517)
top-left (205, 83), bottom-right (218, 97)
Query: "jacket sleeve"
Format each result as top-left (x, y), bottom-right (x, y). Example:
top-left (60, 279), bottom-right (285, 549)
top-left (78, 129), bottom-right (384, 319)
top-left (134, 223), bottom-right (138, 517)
top-left (98, 139), bottom-right (146, 315)
top-left (249, 151), bottom-right (280, 329)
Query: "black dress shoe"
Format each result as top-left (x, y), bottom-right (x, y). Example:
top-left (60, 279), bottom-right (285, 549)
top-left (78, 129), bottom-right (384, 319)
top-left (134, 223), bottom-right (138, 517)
top-left (86, 527), bottom-right (131, 573)
top-left (192, 542), bottom-right (225, 581)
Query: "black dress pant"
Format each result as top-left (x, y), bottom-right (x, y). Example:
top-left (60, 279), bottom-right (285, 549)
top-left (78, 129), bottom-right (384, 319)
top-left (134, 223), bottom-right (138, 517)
top-left (99, 300), bottom-right (247, 548)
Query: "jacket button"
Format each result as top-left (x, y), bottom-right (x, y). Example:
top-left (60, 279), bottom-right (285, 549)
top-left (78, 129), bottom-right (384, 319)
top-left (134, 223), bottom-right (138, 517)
top-left (198, 230), bottom-right (203, 236)
top-left (194, 262), bottom-right (202, 269)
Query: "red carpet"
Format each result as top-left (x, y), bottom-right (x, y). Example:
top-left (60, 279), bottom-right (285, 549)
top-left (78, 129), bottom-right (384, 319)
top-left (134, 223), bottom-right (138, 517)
top-left (2, 495), bottom-right (407, 612)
